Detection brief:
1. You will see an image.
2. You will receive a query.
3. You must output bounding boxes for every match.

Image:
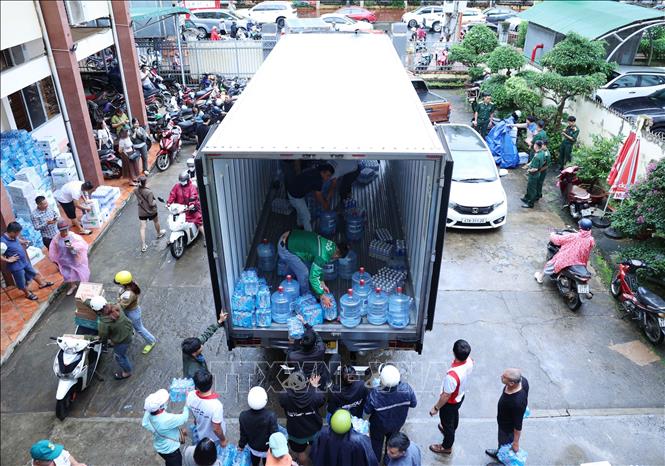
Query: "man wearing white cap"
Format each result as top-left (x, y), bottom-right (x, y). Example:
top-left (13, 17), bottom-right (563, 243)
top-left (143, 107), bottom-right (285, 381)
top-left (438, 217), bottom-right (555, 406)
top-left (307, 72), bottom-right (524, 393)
top-left (142, 389), bottom-right (190, 466)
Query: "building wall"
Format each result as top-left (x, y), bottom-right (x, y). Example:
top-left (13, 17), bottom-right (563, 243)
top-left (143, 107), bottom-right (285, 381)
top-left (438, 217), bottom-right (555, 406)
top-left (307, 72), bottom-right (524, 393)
top-left (0, 1), bottom-right (42, 50)
top-left (522, 23), bottom-right (559, 63)
top-left (130, 0), bottom-right (178, 39)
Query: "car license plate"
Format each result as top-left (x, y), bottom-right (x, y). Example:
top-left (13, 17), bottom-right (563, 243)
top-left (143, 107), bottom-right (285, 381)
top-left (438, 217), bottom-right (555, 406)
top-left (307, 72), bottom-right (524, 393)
top-left (325, 341), bottom-right (338, 354)
top-left (462, 217), bottom-right (486, 223)
top-left (577, 284), bottom-right (590, 294)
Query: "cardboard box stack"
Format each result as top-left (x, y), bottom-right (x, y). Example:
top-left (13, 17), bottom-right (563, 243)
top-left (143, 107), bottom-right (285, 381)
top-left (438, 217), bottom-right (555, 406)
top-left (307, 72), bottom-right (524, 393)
top-left (74, 282), bottom-right (104, 330)
top-left (88, 185), bottom-right (121, 226)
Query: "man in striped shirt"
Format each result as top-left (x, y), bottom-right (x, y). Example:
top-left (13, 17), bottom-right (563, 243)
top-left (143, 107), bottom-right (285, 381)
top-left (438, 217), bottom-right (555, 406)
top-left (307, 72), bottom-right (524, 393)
top-left (429, 340), bottom-right (474, 455)
top-left (30, 196), bottom-right (59, 249)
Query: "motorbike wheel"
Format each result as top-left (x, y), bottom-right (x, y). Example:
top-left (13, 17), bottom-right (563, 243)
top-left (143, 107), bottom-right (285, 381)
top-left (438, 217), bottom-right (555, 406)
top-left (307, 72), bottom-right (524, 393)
top-left (643, 314), bottom-right (664, 345)
top-left (610, 274), bottom-right (622, 299)
top-left (170, 236), bottom-right (185, 259)
top-left (557, 276), bottom-right (582, 311)
top-left (408, 20), bottom-right (418, 28)
top-left (55, 386), bottom-right (77, 421)
top-left (156, 153), bottom-right (170, 171)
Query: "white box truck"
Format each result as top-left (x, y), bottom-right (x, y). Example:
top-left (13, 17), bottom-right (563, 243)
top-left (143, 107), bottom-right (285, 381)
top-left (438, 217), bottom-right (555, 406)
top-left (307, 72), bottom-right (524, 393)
top-left (198, 33), bottom-right (453, 354)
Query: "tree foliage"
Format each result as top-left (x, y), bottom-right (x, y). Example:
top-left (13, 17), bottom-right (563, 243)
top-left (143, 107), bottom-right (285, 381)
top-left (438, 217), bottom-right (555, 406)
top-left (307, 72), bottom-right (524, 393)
top-left (571, 135), bottom-right (622, 190)
top-left (639, 26), bottom-right (665, 65)
top-left (540, 32), bottom-right (614, 77)
top-left (448, 44), bottom-right (479, 67)
top-left (461, 24), bottom-right (499, 55)
top-left (516, 21), bottom-right (527, 49)
top-left (487, 45), bottom-right (526, 74)
top-left (504, 76), bottom-right (541, 115)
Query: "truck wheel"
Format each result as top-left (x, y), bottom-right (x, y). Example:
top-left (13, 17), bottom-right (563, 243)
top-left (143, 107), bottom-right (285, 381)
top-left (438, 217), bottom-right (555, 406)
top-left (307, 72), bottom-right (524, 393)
top-left (156, 153), bottom-right (170, 171)
top-left (408, 20), bottom-right (418, 28)
top-left (431, 21), bottom-right (442, 33)
top-left (170, 237), bottom-right (185, 259)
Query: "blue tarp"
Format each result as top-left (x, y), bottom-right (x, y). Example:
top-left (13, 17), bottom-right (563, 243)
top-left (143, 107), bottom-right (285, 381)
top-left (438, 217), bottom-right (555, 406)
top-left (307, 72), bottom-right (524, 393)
top-left (486, 118), bottom-right (520, 169)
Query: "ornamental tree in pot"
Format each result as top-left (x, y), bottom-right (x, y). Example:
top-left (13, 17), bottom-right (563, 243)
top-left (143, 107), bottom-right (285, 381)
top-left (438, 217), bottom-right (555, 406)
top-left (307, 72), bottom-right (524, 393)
top-left (570, 134), bottom-right (622, 196)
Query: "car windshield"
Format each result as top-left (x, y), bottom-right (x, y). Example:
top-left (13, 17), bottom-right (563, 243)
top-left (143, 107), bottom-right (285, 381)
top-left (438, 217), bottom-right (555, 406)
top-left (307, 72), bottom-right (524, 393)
top-left (442, 126), bottom-right (497, 182)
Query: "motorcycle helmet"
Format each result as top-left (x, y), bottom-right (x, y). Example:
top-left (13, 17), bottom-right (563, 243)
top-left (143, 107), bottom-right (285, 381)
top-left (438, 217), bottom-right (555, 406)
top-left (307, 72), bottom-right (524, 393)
top-left (380, 364), bottom-right (401, 388)
top-left (186, 158), bottom-right (195, 169)
top-left (330, 409), bottom-right (352, 435)
top-left (179, 171), bottom-right (190, 185)
top-left (247, 386), bottom-right (268, 410)
top-left (89, 295), bottom-right (107, 312)
top-left (114, 270), bottom-right (133, 285)
top-left (579, 218), bottom-right (593, 231)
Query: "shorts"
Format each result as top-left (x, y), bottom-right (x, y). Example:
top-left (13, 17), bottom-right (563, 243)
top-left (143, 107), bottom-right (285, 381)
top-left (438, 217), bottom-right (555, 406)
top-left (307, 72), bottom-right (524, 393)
top-left (59, 201), bottom-right (77, 219)
top-left (139, 214), bottom-right (157, 221)
top-left (11, 264), bottom-right (38, 290)
top-left (288, 435), bottom-right (316, 453)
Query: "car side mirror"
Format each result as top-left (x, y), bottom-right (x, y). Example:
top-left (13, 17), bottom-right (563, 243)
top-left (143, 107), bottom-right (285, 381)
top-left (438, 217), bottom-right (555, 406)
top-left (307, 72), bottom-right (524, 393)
top-left (608, 83), bottom-right (620, 89)
top-left (499, 169), bottom-right (508, 177)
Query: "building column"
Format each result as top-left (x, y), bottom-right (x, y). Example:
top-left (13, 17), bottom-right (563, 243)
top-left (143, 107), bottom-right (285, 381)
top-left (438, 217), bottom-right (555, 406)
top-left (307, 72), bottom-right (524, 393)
top-left (39, 0), bottom-right (103, 186)
top-left (110, 1), bottom-right (147, 126)
top-left (1, 181), bottom-right (16, 285)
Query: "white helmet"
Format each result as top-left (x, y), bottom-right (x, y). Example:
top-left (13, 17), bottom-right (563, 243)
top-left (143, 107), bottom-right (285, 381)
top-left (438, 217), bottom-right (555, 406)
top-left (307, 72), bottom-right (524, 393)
top-left (89, 295), bottom-right (107, 312)
top-left (186, 158), bottom-right (195, 168)
top-left (247, 386), bottom-right (267, 410)
top-left (380, 364), bottom-right (401, 388)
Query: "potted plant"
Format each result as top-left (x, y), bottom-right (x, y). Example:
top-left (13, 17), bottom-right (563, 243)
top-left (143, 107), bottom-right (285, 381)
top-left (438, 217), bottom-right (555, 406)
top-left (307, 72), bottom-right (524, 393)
top-left (570, 135), bottom-right (622, 203)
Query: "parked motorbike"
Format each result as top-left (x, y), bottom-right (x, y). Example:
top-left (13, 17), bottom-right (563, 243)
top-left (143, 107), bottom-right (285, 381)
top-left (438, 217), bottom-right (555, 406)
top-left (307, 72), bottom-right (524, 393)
top-left (52, 330), bottom-right (102, 420)
top-left (545, 229), bottom-right (593, 311)
top-left (98, 147), bottom-right (123, 179)
top-left (416, 52), bottom-right (433, 72)
top-left (173, 117), bottom-right (198, 144)
top-left (155, 124), bottom-right (182, 171)
top-left (611, 259), bottom-right (665, 344)
top-left (157, 197), bottom-right (200, 259)
top-left (557, 166), bottom-right (596, 219)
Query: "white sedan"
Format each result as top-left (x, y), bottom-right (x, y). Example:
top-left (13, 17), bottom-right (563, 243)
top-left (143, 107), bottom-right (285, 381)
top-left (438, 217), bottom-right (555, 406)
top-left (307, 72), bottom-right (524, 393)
top-left (320, 13), bottom-right (373, 32)
top-left (440, 124), bottom-right (508, 229)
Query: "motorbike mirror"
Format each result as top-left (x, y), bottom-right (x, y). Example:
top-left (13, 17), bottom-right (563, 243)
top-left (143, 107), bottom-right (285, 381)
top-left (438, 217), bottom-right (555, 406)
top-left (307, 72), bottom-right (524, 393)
top-left (499, 169), bottom-right (508, 177)
top-left (157, 197), bottom-right (165, 203)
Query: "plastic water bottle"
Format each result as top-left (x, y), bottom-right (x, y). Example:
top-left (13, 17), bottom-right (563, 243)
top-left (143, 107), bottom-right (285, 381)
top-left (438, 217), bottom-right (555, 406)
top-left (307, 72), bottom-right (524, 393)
top-left (271, 286), bottom-right (291, 324)
top-left (243, 270), bottom-right (259, 296)
top-left (301, 302), bottom-right (323, 326)
top-left (280, 275), bottom-right (300, 311)
top-left (256, 308), bottom-right (272, 327)
top-left (288, 316), bottom-right (304, 339)
top-left (257, 239), bottom-right (276, 272)
top-left (323, 259), bottom-right (338, 281)
top-left (352, 267), bottom-right (373, 289)
top-left (339, 289), bottom-right (361, 328)
top-left (338, 250), bottom-right (358, 280)
top-left (234, 448), bottom-right (252, 466)
top-left (257, 285), bottom-right (271, 308)
top-left (322, 293), bottom-right (338, 321)
top-left (353, 278), bottom-right (371, 317)
top-left (319, 210), bottom-right (337, 236)
top-left (367, 287), bottom-right (388, 325)
top-left (388, 287), bottom-right (411, 329)
top-left (217, 444), bottom-right (237, 466)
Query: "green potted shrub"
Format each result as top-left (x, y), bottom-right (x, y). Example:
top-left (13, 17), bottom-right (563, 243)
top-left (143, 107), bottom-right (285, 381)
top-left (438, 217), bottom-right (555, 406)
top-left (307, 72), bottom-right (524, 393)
top-left (570, 135), bottom-right (622, 200)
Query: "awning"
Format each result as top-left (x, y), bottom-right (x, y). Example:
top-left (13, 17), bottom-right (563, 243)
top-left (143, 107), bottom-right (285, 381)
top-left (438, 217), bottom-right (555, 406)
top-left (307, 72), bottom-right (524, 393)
top-left (518, 1), bottom-right (664, 39)
top-left (130, 5), bottom-right (190, 22)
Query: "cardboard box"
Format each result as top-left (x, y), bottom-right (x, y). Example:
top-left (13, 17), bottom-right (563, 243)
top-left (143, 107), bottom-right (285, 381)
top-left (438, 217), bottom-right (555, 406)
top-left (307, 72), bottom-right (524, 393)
top-left (75, 282), bottom-right (104, 312)
top-left (55, 152), bottom-right (75, 168)
top-left (15, 167), bottom-right (42, 190)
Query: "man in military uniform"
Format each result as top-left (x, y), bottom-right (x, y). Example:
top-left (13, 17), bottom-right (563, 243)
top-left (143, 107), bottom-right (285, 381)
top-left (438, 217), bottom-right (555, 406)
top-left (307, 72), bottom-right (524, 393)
top-left (473, 92), bottom-right (495, 139)
top-left (559, 116), bottom-right (579, 170)
top-left (537, 139), bottom-right (552, 201)
top-left (530, 119), bottom-right (547, 160)
top-left (521, 140), bottom-right (547, 208)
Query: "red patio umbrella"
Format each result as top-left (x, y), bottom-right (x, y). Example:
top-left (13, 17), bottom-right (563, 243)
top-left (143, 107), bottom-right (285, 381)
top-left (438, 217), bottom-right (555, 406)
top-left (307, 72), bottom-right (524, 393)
top-left (607, 133), bottom-right (641, 200)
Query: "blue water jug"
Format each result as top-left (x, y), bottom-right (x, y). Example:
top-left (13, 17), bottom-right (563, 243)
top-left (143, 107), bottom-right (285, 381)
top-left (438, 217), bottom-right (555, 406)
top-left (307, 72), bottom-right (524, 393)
top-left (338, 250), bottom-right (358, 280)
top-left (271, 286), bottom-right (291, 324)
top-left (323, 259), bottom-right (338, 281)
top-left (257, 238), bottom-right (276, 272)
top-left (288, 316), bottom-right (305, 339)
top-left (353, 278), bottom-right (371, 317)
top-left (319, 210), bottom-right (337, 236)
top-left (388, 287), bottom-right (411, 329)
top-left (346, 211), bottom-right (364, 242)
top-left (280, 275), bottom-right (300, 311)
top-left (367, 287), bottom-right (389, 325)
top-left (257, 285), bottom-right (271, 308)
top-left (340, 289), bottom-right (362, 328)
top-left (322, 293), bottom-right (338, 321)
top-left (352, 267), bottom-right (373, 289)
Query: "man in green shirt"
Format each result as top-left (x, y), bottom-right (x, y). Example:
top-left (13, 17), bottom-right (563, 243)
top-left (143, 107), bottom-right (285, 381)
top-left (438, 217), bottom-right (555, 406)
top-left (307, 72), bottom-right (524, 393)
top-left (473, 92), bottom-right (496, 139)
top-left (277, 230), bottom-right (348, 307)
top-left (530, 120), bottom-right (547, 158)
top-left (559, 116), bottom-right (579, 170)
top-left (521, 140), bottom-right (547, 208)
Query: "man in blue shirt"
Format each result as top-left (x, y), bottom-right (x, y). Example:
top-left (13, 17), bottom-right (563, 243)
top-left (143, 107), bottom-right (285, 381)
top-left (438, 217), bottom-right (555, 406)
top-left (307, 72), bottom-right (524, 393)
top-left (1, 222), bottom-right (52, 300)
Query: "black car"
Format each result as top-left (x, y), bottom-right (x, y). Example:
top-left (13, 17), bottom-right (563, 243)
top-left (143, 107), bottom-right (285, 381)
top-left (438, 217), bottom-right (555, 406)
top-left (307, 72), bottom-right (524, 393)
top-left (482, 7), bottom-right (517, 24)
top-left (610, 89), bottom-right (665, 136)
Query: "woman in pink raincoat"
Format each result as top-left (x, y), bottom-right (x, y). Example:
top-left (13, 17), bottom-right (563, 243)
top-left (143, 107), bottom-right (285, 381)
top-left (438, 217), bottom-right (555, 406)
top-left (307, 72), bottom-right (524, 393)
top-left (49, 219), bottom-right (90, 295)
top-left (167, 171), bottom-right (205, 244)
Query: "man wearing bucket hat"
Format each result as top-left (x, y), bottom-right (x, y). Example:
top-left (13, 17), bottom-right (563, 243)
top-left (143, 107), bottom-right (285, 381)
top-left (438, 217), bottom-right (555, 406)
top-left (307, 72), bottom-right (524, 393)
top-left (29, 439), bottom-right (86, 466)
top-left (142, 388), bottom-right (190, 466)
top-left (310, 409), bottom-right (378, 466)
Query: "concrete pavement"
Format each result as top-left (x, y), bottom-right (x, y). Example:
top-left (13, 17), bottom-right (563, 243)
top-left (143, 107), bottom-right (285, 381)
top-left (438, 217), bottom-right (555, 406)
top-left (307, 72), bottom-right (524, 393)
top-left (2, 91), bottom-right (664, 466)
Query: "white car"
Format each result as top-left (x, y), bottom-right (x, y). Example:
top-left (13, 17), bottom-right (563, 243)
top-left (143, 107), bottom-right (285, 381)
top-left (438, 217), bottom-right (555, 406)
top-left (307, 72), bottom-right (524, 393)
top-left (320, 13), bottom-right (373, 32)
top-left (189, 9), bottom-right (252, 36)
top-left (461, 8), bottom-right (486, 26)
top-left (401, 5), bottom-right (446, 31)
top-left (236, 1), bottom-right (297, 28)
top-left (441, 124), bottom-right (508, 229)
top-left (594, 71), bottom-right (665, 107)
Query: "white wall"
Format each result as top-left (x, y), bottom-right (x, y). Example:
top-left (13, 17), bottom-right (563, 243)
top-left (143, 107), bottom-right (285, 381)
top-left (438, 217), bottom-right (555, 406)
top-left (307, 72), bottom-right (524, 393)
top-left (0, 56), bottom-right (51, 99)
top-left (31, 114), bottom-right (68, 151)
top-left (565, 96), bottom-right (665, 164)
top-left (0, 1), bottom-right (42, 51)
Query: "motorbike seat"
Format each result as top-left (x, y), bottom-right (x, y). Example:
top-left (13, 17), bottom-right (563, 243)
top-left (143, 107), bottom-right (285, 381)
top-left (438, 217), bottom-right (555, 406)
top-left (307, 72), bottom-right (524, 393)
top-left (570, 185), bottom-right (590, 200)
top-left (637, 287), bottom-right (665, 310)
top-left (195, 89), bottom-right (208, 97)
top-left (567, 265), bottom-right (591, 279)
top-left (178, 120), bottom-right (195, 129)
top-left (144, 88), bottom-right (159, 98)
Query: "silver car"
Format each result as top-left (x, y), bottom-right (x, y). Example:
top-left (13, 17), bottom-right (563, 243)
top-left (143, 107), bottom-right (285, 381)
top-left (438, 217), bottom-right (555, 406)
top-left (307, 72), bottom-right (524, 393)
top-left (189, 9), bottom-right (252, 37)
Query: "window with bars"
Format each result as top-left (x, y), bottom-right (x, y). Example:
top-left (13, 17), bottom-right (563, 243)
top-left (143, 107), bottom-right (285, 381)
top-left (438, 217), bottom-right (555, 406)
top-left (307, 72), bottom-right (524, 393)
top-left (7, 77), bottom-right (61, 132)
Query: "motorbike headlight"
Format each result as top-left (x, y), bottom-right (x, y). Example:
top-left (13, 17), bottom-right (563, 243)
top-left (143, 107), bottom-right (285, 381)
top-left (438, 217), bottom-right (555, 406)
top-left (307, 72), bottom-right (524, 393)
top-left (492, 200), bottom-right (505, 209)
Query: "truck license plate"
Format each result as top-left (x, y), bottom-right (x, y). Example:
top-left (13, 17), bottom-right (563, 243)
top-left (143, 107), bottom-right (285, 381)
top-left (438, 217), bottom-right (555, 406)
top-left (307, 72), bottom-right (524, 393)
top-left (577, 284), bottom-right (589, 294)
top-left (462, 217), bottom-right (486, 224)
top-left (325, 341), bottom-right (338, 354)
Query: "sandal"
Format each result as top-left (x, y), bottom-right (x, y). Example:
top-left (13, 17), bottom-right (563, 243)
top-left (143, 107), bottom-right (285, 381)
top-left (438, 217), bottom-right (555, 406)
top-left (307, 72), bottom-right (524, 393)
top-left (114, 372), bottom-right (131, 380)
top-left (141, 245), bottom-right (148, 253)
top-left (157, 229), bottom-right (166, 239)
top-left (38, 281), bottom-right (54, 289)
top-left (429, 444), bottom-right (452, 455)
top-left (26, 293), bottom-right (38, 301)
top-left (66, 285), bottom-right (78, 296)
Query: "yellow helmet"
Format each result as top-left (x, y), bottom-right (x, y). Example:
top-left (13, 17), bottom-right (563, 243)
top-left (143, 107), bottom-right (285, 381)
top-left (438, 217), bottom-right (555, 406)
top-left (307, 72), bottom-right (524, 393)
top-left (114, 270), bottom-right (133, 285)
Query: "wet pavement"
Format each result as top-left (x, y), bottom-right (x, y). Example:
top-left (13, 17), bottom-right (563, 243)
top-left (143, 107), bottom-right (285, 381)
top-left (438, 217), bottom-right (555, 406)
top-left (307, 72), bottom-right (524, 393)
top-left (2, 91), bottom-right (664, 465)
